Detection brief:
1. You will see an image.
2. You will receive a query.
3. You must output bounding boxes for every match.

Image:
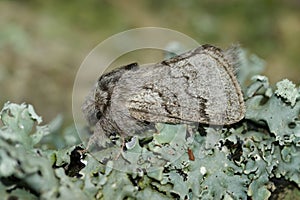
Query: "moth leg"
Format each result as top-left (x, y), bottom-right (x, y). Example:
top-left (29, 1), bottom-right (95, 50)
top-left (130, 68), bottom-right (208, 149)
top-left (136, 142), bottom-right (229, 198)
top-left (113, 136), bottom-right (125, 160)
top-left (86, 122), bottom-right (111, 152)
top-left (186, 122), bottom-right (199, 139)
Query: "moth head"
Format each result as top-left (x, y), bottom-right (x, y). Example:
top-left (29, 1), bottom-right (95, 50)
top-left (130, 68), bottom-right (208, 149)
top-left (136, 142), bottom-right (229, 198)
top-left (82, 85), bottom-right (110, 126)
top-left (94, 65), bottom-right (135, 120)
top-left (94, 88), bottom-right (109, 120)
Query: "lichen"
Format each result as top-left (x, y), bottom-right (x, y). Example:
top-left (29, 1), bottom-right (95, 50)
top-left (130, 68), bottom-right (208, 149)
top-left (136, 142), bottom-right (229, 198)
top-left (275, 79), bottom-right (299, 106)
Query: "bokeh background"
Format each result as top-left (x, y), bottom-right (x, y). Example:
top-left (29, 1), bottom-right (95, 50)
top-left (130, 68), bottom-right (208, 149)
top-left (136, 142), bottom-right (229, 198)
top-left (0, 0), bottom-right (299, 126)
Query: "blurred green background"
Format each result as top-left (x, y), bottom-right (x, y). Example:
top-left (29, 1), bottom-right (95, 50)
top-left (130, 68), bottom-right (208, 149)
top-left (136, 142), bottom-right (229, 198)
top-left (0, 0), bottom-right (299, 126)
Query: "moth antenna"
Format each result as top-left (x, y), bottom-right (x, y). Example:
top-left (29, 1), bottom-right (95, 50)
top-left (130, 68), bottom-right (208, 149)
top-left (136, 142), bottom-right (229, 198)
top-left (224, 43), bottom-right (241, 75)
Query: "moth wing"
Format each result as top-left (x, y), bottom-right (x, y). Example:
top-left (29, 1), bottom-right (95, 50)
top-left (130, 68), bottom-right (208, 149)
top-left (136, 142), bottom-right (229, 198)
top-left (122, 45), bottom-right (245, 125)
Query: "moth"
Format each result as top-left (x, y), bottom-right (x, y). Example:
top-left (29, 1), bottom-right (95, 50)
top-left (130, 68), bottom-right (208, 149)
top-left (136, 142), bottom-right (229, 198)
top-left (82, 44), bottom-right (245, 149)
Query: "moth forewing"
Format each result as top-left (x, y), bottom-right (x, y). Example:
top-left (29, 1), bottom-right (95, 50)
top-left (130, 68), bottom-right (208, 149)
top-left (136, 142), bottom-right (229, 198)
top-left (124, 45), bottom-right (245, 126)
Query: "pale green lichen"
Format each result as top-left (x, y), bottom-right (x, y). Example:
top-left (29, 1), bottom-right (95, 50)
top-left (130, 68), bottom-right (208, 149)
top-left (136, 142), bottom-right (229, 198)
top-left (275, 79), bottom-right (299, 106)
